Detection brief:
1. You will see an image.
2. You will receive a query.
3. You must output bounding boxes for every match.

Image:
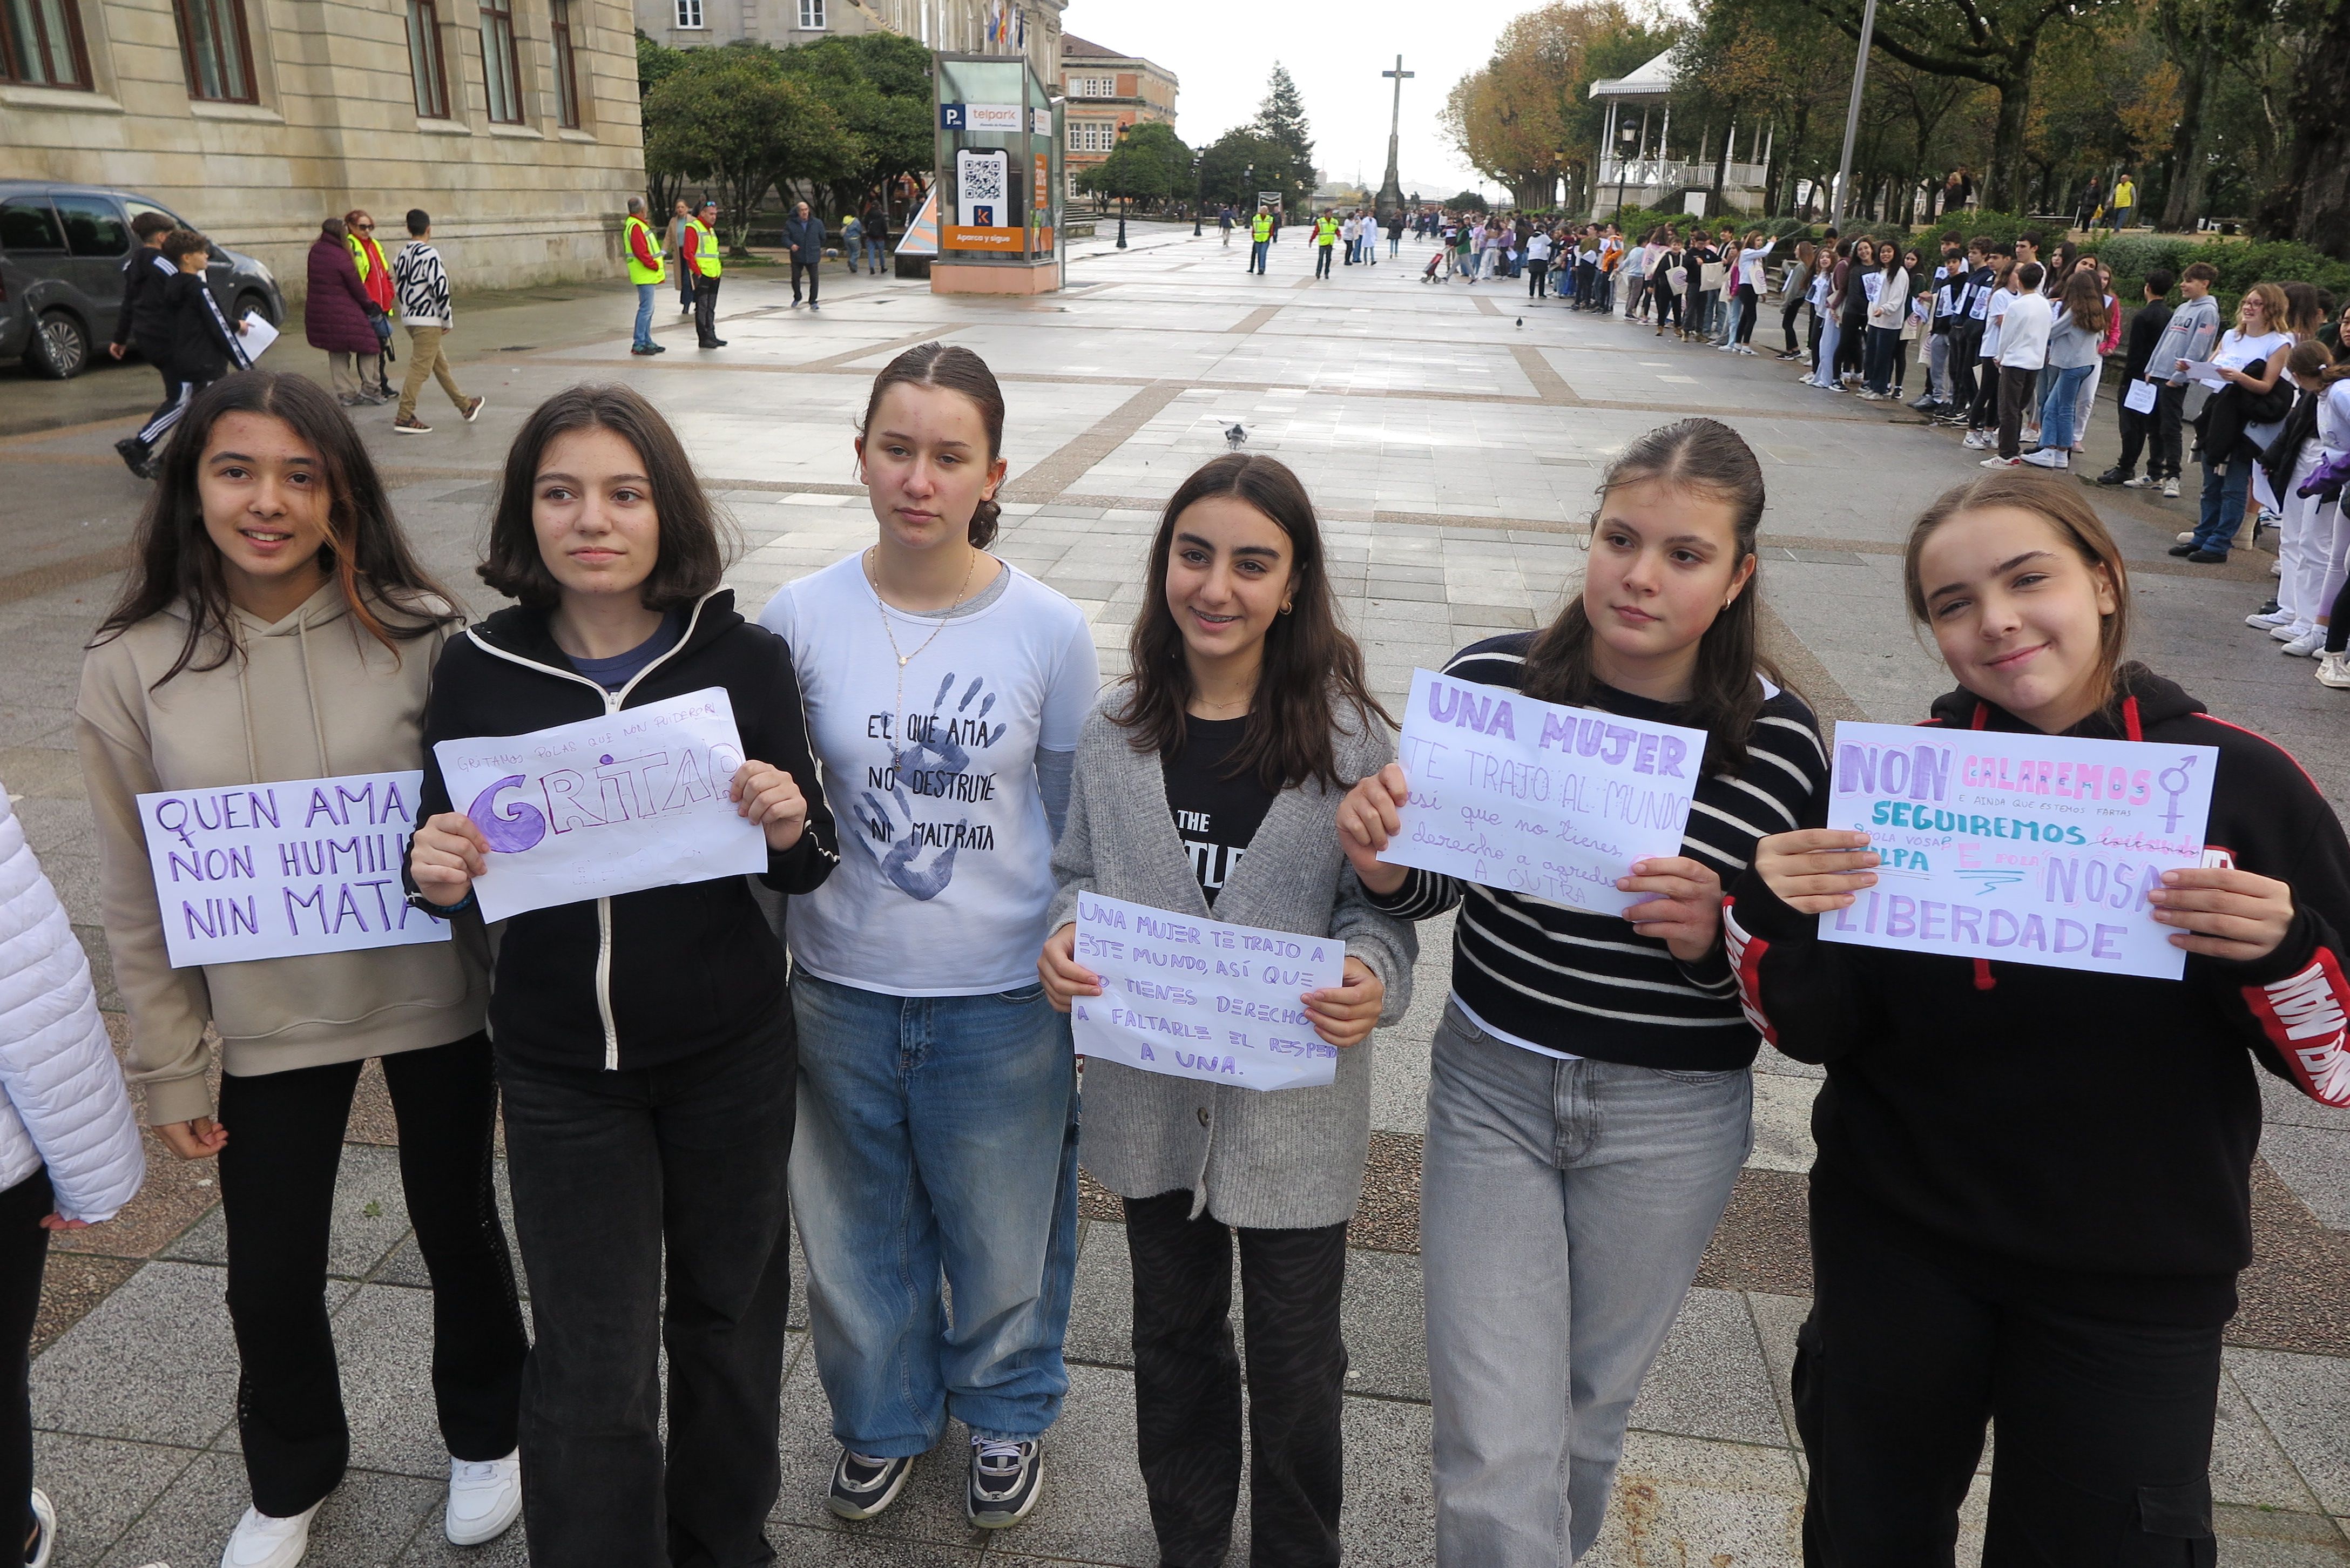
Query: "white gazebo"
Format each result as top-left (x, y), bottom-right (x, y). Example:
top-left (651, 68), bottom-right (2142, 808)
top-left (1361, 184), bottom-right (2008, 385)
top-left (1586, 48), bottom-right (1771, 219)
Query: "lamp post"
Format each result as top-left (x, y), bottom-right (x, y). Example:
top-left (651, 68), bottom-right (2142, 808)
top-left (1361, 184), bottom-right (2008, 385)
top-left (1193, 151), bottom-right (1204, 236)
top-left (1829, 0), bottom-right (1880, 227)
top-left (1613, 121), bottom-right (1635, 220)
top-left (1115, 120), bottom-right (1129, 248)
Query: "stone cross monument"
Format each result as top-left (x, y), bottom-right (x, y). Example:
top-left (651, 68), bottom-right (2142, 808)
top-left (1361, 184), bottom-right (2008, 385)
top-left (1376, 55), bottom-right (1413, 223)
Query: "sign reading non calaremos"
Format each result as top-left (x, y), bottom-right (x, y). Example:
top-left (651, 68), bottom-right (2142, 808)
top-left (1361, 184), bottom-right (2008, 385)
top-left (432, 687), bottom-right (768, 923)
top-left (1820, 720), bottom-right (2218, 980)
top-left (137, 771), bottom-right (449, 968)
top-left (1378, 668), bottom-right (1705, 916)
top-left (1069, 890), bottom-right (1347, 1092)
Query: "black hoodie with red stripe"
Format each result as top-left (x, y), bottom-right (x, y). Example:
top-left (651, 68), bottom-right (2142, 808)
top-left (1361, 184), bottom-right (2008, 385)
top-left (1723, 667), bottom-right (2350, 1324)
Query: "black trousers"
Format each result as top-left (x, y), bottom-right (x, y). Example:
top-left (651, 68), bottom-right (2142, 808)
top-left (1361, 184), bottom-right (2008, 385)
top-left (1653, 283), bottom-right (1680, 329)
top-left (1527, 259), bottom-right (1548, 298)
top-left (217, 1035), bottom-right (523, 1518)
top-left (2117, 400), bottom-right (2158, 479)
top-left (1126, 1190), bottom-right (1349, 1568)
top-left (1969, 357), bottom-right (2002, 429)
top-left (1796, 1184), bottom-right (2221, 1566)
top-left (1735, 282), bottom-right (1760, 343)
top-left (0, 1170), bottom-right (49, 1557)
top-left (499, 1023), bottom-right (795, 1568)
top-left (791, 258), bottom-right (820, 303)
top-left (2153, 383), bottom-right (2189, 479)
top-left (1997, 364), bottom-right (2037, 458)
top-left (692, 275), bottom-right (722, 345)
top-left (1781, 296), bottom-right (1805, 354)
top-left (1947, 324), bottom-right (1982, 413)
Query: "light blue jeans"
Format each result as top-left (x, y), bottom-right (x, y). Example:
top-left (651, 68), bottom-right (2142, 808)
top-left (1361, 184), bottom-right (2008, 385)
top-left (632, 282), bottom-right (655, 350)
top-left (2038, 362), bottom-right (2095, 451)
top-left (863, 238), bottom-right (886, 272)
top-left (790, 971), bottom-right (1081, 1454)
top-left (1422, 999), bottom-right (1752, 1567)
top-left (1813, 316), bottom-right (1842, 386)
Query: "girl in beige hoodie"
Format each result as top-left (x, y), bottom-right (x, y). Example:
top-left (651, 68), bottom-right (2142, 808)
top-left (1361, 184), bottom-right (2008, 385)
top-left (76, 371), bottom-right (525, 1568)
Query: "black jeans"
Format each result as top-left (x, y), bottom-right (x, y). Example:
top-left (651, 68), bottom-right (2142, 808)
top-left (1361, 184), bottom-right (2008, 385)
top-left (1527, 259), bottom-right (1548, 298)
top-left (0, 1170), bottom-right (49, 1557)
top-left (1781, 296), bottom-right (1805, 354)
top-left (1997, 364), bottom-right (2037, 457)
top-left (499, 1022), bottom-right (796, 1568)
top-left (1947, 323), bottom-right (1982, 414)
top-left (1736, 283), bottom-right (1760, 343)
top-left (2117, 400), bottom-right (2157, 479)
top-left (217, 1035), bottom-right (523, 1518)
top-left (1126, 1190), bottom-right (1349, 1568)
top-left (1796, 1182), bottom-right (2221, 1566)
top-left (2154, 382), bottom-right (2189, 479)
top-left (1653, 284), bottom-right (1680, 330)
top-left (791, 258), bottom-right (820, 303)
top-left (692, 275), bottom-right (722, 345)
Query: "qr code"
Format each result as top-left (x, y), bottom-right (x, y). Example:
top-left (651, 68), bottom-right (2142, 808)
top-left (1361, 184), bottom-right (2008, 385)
top-left (960, 151), bottom-right (1008, 209)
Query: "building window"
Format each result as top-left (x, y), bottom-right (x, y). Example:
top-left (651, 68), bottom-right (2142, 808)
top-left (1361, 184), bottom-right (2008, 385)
top-left (550, 0), bottom-right (578, 127)
top-left (478, 0), bottom-right (521, 122)
top-left (173, 0), bottom-right (255, 102)
top-left (673, 0), bottom-right (699, 23)
top-left (1068, 73), bottom-right (1113, 97)
top-left (795, 0), bottom-right (822, 25)
top-left (1068, 120), bottom-right (1115, 153)
top-left (0, 0), bottom-right (92, 88)
top-left (404, 0), bottom-right (448, 117)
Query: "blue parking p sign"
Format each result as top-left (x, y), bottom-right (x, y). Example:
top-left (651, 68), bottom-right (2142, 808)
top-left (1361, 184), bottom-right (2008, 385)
top-left (940, 103), bottom-right (966, 130)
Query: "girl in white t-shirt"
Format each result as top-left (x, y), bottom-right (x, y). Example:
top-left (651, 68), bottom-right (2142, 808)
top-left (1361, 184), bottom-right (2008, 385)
top-left (760, 343), bottom-right (1099, 1532)
top-left (2174, 283), bottom-right (2292, 562)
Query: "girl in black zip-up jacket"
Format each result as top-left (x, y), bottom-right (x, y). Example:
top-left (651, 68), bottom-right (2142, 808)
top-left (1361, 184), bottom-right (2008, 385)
top-left (404, 385), bottom-right (836, 1568)
top-left (1725, 470), bottom-right (2350, 1565)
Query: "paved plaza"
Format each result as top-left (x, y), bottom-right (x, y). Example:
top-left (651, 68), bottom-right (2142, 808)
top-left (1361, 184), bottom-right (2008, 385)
top-left (2, 221), bottom-right (2348, 1566)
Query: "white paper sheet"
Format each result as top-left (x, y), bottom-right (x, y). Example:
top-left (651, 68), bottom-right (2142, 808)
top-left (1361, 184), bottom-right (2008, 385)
top-left (1069, 891), bottom-right (1346, 1092)
top-left (1377, 668), bottom-right (1705, 916)
top-left (2123, 377), bottom-right (2158, 414)
top-left (1818, 721), bottom-right (2217, 980)
top-left (431, 687), bottom-right (768, 922)
top-left (238, 312), bottom-right (280, 360)
top-left (137, 771), bottom-right (449, 968)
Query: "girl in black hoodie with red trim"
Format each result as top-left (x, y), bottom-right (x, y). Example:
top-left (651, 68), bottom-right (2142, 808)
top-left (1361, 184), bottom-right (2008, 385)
top-left (1724, 469), bottom-right (2350, 1566)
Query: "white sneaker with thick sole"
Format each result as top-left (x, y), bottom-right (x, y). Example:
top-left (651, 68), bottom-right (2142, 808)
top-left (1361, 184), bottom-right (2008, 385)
top-left (2317, 650), bottom-right (2350, 689)
top-left (2281, 627), bottom-right (2326, 658)
top-left (2272, 620), bottom-right (2313, 643)
top-left (2176, 530), bottom-right (2198, 544)
top-left (2163, 478), bottom-right (2182, 498)
top-left (446, 1451), bottom-right (523, 1545)
top-left (2248, 609), bottom-right (2294, 628)
top-left (2022, 448), bottom-right (2069, 469)
top-left (28, 1488), bottom-right (53, 1568)
top-left (221, 1503), bottom-right (320, 1568)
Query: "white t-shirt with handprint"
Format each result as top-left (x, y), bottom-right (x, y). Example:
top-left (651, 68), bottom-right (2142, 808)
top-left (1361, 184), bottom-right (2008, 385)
top-left (761, 553), bottom-right (1100, 996)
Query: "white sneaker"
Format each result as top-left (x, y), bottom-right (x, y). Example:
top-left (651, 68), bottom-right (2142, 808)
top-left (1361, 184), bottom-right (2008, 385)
top-left (1962, 431), bottom-right (1988, 450)
top-left (2122, 475), bottom-right (2157, 489)
top-left (220, 1503), bottom-right (320, 1568)
top-left (2176, 530), bottom-right (2198, 544)
top-left (2163, 478), bottom-right (2182, 498)
top-left (2271, 557), bottom-right (2284, 576)
top-left (28, 1488), bottom-right (53, 1568)
top-left (2282, 627), bottom-right (2326, 658)
top-left (2272, 619), bottom-right (2312, 643)
top-left (2022, 448), bottom-right (2068, 469)
top-left (2248, 609), bottom-right (2293, 628)
top-left (2317, 650), bottom-right (2350, 689)
top-left (1980, 455), bottom-right (2020, 468)
top-left (446, 1451), bottom-right (523, 1546)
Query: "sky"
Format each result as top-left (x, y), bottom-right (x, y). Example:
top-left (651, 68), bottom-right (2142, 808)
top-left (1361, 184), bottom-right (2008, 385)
top-left (1056, 0), bottom-right (1520, 199)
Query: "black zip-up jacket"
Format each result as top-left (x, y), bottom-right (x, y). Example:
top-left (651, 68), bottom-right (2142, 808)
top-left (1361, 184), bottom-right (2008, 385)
top-left (407, 590), bottom-right (838, 1073)
top-left (2122, 295), bottom-right (2173, 384)
top-left (114, 249), bottom-right (174, 357)
top-left (1723, 668), bottom-right (2350, 1324)
top-left (160, 271), bottom-right (245, 383)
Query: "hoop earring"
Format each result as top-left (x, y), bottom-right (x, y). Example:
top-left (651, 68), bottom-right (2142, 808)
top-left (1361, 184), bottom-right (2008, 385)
top-left (1280, 602), bottom-right (1294, 615)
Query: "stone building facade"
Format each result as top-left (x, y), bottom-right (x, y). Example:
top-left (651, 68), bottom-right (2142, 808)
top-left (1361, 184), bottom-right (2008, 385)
top-left (633, 0), bottom-right (1063, 93)
top-left (0, 0), bottom-right (646, 300)
top-left (1057, 32), bottom-right (1174, 208)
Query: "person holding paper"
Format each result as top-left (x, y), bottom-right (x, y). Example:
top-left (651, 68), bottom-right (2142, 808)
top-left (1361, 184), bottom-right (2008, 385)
top-left (755, 344), bottom-right (1098, 1534)
top-left (2171, 281), bottom-right (2292, 564)
top-left (1335, 420), bottom-right (1829, 1567)
top-left (76, 371), bottom-right (526, 1568)
top-left (1729, 472), bottom-right (2350, 1564)
top-left (1037, 454), bottom-right (1415, 1568)
top-left (403, 383), bottom-right (835, 1568)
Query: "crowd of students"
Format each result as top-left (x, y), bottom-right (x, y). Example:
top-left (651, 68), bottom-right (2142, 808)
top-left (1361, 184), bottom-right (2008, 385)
top-left (2, 337), bottom-right (2347, 1568)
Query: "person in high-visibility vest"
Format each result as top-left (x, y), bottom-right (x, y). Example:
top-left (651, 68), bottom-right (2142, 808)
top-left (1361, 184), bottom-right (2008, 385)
top-left (1313, 210), bottom-right (1339, 279)
top-left (343, 208), bottom-right (395, 398)
top-left (680, 200), bottom-right (725, 350)
top-left (1248, 208), bottom-right (1272, 276)
top-left (624, 197), bottom-right (668, 357)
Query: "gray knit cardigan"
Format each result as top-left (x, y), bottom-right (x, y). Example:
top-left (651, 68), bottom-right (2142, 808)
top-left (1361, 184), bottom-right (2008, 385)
top-left (1046, 695), bottom-right (1416, 1230)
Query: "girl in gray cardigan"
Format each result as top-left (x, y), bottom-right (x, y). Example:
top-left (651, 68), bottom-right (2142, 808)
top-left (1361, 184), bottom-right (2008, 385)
top-left (1040, 454), bottom-right (1414, 1568)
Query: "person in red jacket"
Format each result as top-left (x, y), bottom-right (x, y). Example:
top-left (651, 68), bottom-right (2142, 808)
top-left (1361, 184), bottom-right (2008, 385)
top-left (304, 218), bottom-right (386, 408)
top-left (344, 209), bottom-right (395, 399)
top-left (1727, 470), bottom-right (2350, 1565)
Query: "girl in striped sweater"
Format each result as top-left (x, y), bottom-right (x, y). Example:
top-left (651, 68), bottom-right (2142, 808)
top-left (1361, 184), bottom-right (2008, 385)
top-left (1336, 417), bottom-right (1828, 1567)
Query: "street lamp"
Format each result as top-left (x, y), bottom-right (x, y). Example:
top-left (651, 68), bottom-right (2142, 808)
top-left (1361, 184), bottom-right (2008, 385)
top-left (1613, 121), bottom-right (1635, 221)
top-left (1193, 151), bottom-right (1204, 236)
top-left (1115, 120), bottom-right (1129, 248)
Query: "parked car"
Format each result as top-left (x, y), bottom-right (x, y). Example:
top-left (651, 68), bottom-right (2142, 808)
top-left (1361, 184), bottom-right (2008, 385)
top-left (0, 183), bottom-right (285, 380)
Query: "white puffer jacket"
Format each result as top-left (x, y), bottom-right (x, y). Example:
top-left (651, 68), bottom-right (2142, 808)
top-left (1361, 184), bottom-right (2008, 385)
top-left (0, 781), bottom-right (144, 1222)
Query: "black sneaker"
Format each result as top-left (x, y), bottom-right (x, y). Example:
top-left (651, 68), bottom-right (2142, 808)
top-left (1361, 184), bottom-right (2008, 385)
top-left (967, 1437), bottom-right (1042, 1528)
top-left (828, 1448), bottom-right (913, 1520)
top-left (114, 436), bottom-right (148, 476)
top-left (2092, 467), bottom-right (2129, 486)
top-left (2167, 543), bottom-right (2199, 557)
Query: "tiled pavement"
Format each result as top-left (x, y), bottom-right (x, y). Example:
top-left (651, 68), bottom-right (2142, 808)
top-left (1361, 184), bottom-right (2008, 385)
top-left (3, 221), bottom-right (2349, 1564)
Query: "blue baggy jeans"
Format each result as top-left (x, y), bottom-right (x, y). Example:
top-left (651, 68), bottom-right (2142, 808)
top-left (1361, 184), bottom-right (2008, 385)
top-left (632, 282), bottom-right (656, 350)
top-left (2193, 455), bottom-right (2253, 556)
top-left (1421, 1000), bottom-right (1752, 1567)
top-left (790, 971), bottom-right (1081, 1454)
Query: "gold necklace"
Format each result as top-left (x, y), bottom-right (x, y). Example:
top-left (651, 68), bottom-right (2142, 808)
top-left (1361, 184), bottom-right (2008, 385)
top-left (866, 545), bottom-right (982, 765)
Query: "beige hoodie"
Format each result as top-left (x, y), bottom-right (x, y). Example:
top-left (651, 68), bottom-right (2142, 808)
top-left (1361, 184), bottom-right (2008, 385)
top-left (77, 582), bottom-right (487, 1125)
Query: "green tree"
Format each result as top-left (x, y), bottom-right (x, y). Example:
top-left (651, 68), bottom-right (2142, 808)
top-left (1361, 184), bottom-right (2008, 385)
top-left (643, 46), bottom-right (860, 252)
top-left (778, 31), bottom-right (934, 224)
top-left (1197, 129), bottom-right (1281, 209)
top-left (1080, 121), bottom-right (1193, 215)
top-left (1245, 64), bottom-right (1319, 212)
top-left (1447, 189), bottom-right (1491, 212)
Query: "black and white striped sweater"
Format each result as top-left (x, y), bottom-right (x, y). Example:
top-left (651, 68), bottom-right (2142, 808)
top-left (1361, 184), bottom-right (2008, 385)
top-left (391, 241), bottom-right (451, 328)
top-left (1369, 632), bottom-right (1828, 1071)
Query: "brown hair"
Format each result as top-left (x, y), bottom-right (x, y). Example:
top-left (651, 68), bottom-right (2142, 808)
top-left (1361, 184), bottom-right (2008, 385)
top-left (2182, 261), bottom-right (2218, 284)
top-left (478, 383), bottom-right (732, 611)
top-left (2283, 281), bottom-right (2325, 340)
top-left (2059, 266), bottom-right (2107, 337)
top-left (319, 217), bottom-right (346, 241)
top-left (93, 371), bottom-right (458, 686)
top-left (160, 229), bottom-right (209, 265)
top-left (1522, 418), bottom-right (1782, 776)
top-left (2241, 281), bottom-right (2290, 331)
top-left (2286, 338), bottom-right (2347, 384)
top-left (858, 341), bottom-right (1007, 548)
top-left (1112, 455), bottom-right (1392, 794)
top-left (1901, 471), bottom-right (2132, 715)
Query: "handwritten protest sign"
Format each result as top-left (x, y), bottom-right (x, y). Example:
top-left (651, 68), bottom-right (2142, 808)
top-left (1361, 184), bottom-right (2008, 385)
top-left (1377, 668), bottom-right (1705, 915)
top-left (137, 771), bottom-right (449, 968)
top-left (1069, 890), bottom-right (1347, 1092)
top-left (1820, 720), bottom-right (2218, 980)
top-left (431, 687), bottom-right (767, 922)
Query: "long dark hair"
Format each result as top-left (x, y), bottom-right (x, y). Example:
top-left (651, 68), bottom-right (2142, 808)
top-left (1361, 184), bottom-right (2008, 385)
top-left (92, 371), bottom-right (456, 686)
top-left (478, 383), bottom-right (732, 611)
top-left (1112, 455), bottom-right (1392, 794)
top-left (1521, 418), bottom-right (1781, 776)
top-left (857, 341), bottom-right (1008, 549)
